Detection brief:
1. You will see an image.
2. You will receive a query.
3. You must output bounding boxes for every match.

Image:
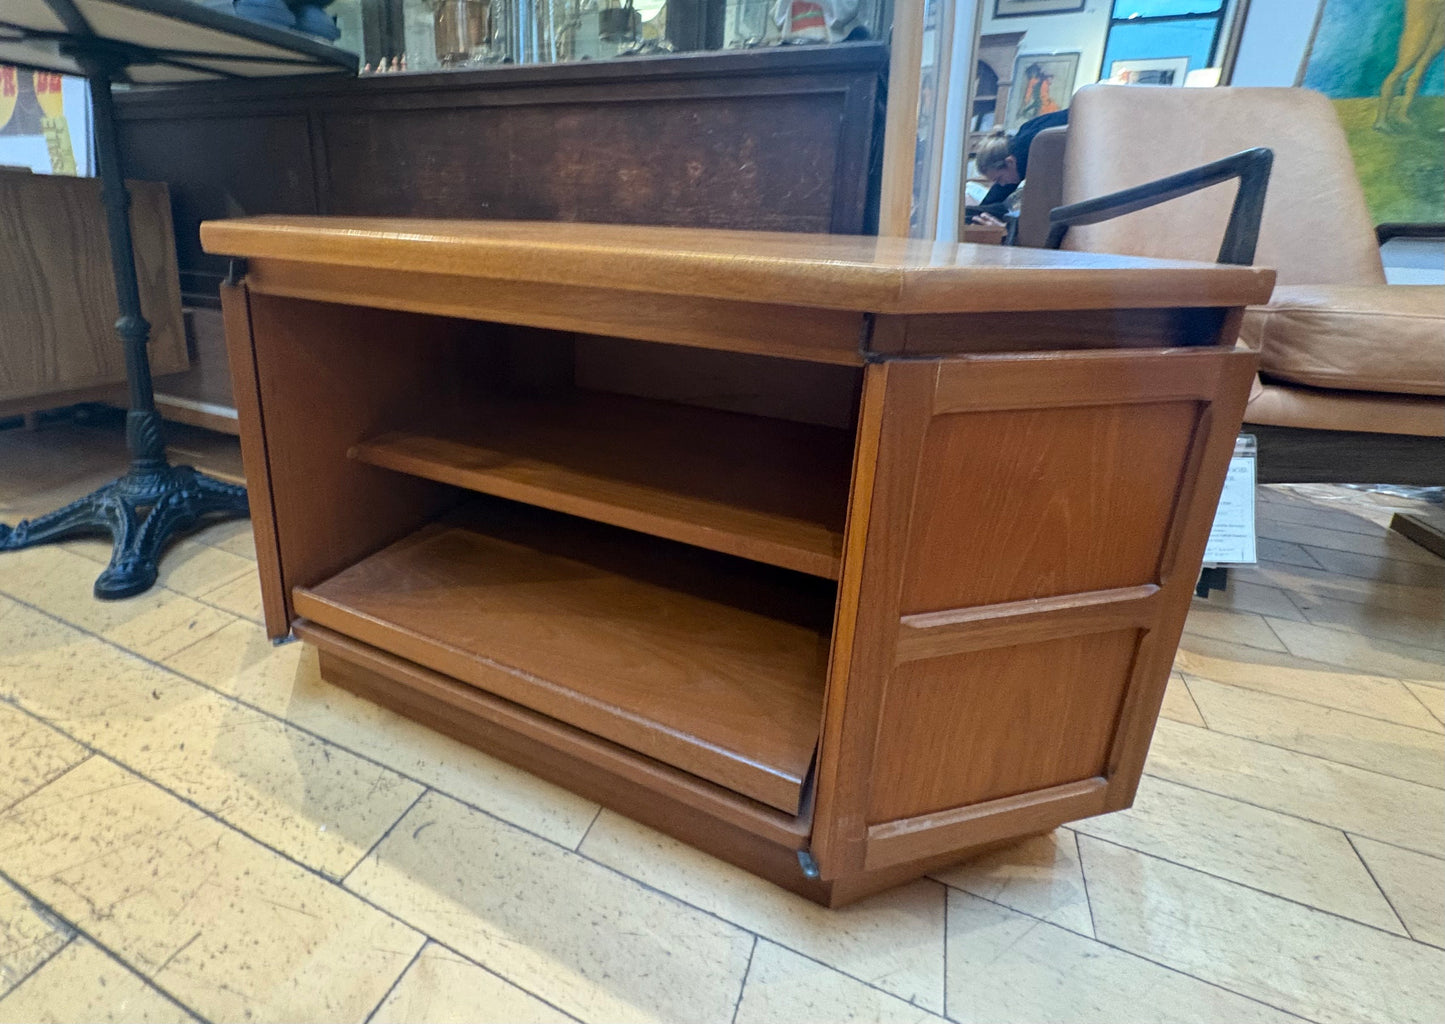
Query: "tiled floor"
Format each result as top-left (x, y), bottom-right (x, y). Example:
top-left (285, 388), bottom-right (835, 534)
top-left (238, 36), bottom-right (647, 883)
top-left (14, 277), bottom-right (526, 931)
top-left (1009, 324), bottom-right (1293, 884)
top-left (0, 422), bottom-right (1442, 1023)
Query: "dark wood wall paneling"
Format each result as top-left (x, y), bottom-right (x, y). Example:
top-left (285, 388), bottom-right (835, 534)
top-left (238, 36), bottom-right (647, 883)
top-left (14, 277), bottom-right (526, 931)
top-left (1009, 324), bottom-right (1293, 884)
top-left (114, 43), bottom-right (888, 301)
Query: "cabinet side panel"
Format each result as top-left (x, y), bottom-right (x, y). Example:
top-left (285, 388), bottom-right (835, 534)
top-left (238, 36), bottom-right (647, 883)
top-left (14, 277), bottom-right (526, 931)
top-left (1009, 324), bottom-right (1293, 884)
top-left (219, 282), bottom-right (288, 637)
top-left (813, 345), bottom-right (1258, 879)
top-left (242, 291), bottom-right (485, 618)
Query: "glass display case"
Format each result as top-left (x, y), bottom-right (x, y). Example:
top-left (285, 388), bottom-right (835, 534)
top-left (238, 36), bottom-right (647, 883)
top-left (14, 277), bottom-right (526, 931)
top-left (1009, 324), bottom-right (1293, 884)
top-left (329, 0), bottom-right (890, 72)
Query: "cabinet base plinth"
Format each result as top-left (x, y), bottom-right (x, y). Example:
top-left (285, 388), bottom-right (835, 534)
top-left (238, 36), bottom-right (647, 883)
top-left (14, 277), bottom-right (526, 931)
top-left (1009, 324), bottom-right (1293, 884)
top-left (300, 621), bottom-right (1026, 908)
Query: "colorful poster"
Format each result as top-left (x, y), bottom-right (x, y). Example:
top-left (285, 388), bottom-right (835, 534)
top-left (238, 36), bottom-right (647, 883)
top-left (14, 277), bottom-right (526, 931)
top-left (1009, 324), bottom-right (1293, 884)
top-left (0, 65), bottom-right (88, 174)
top-left (1300, 0), bottom-right (1445, 224)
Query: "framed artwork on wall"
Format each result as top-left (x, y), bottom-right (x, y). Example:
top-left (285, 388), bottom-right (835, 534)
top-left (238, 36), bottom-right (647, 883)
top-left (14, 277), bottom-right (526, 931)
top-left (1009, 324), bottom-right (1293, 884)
top-left (1108, 56), bottom-right (1190, 86)
top-left (1004, 51), bottom-right (1080, 129)
top-left (993, 0), bottom-right (1086, 17)
top-left (1298, 0), bottom-right (1444, 224)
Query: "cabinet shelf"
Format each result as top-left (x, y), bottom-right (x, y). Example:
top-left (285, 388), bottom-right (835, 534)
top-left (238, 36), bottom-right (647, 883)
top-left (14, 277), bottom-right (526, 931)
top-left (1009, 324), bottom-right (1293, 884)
top-left (349, 391), bottom-right (853, 579)
top-left (293, 500), bottom-right (833, 814)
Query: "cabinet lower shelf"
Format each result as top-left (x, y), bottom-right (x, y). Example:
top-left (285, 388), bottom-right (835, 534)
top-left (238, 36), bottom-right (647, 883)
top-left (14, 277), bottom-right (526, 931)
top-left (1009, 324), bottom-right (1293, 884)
top-left (293, 500), bottom-right (833, 813)
top-left (348, 391), bottom-right (854, 579)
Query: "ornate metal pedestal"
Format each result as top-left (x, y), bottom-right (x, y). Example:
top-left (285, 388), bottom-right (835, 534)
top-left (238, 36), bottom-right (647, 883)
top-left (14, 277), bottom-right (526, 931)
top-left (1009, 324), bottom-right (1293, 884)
top-left (0, 0), bottom-right (352, 599)
top-left (0, 53), bottom-right (247, 599)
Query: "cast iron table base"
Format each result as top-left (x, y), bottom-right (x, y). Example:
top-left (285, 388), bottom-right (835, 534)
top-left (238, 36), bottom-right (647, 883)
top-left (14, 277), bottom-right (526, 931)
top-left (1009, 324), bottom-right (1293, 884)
top-left (0, 36), bottom-right (249, 599)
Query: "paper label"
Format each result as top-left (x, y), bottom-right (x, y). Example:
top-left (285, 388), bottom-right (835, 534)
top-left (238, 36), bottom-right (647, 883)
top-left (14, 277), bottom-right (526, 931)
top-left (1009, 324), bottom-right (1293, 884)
top-left (1203, 435), bottom-right (1258, 565)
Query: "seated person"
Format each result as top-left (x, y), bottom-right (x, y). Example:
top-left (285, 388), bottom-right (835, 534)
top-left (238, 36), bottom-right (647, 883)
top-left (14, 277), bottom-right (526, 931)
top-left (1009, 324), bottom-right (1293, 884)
top-left (966, 108), bottom-right (1069, 225)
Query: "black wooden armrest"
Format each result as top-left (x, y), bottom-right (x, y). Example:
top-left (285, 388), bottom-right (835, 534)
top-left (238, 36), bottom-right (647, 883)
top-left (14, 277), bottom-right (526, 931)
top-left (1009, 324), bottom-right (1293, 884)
top-left (1045, 147), bottom-right (1274, 266)
top-left (1376, 223), bottom-right (1445, 245)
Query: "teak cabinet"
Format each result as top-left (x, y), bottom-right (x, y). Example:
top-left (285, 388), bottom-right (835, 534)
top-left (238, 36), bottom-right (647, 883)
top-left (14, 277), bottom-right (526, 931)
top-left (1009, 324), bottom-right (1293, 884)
top-left (203, 218), bottom-right (1273, 905)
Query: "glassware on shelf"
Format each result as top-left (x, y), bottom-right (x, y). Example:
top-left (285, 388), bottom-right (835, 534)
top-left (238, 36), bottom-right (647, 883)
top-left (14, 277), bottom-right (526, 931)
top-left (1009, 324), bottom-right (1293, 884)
top-left (431, 0), bottom-right (493, 64)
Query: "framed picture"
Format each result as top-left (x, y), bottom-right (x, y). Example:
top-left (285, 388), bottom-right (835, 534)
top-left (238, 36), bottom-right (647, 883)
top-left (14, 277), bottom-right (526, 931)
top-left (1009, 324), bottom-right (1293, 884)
top-left (1108, 57), bottom-right (1191, 87)
top-left (1004, 51), bottom-right (1080, 130)
top-left (1296, 0), bottom-right (1444, 224)
top-left (993, 0), bottom-right (1086, 17)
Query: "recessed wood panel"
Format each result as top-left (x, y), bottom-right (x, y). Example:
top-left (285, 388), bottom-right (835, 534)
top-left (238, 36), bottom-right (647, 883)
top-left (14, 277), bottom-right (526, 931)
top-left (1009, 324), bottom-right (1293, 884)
top-left (295, 500), bottom-right (832, 814)
top-left (866, 630), bottom-right (1141, 823)
top-left (900, 401), bottom-right (1201, 613)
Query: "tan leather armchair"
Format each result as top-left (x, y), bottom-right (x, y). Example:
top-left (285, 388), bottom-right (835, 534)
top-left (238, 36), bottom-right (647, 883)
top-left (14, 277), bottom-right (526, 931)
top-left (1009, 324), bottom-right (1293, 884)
top-left (1023, 85), bottom-right (1443, 483)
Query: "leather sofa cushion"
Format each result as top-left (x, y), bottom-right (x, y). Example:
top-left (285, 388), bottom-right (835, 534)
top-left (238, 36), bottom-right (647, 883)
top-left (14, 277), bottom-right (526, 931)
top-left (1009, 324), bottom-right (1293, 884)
top-left (1240, 284), bottom-right (1445, 397)
top-left (1245, 377), bottom-right (1443, 436)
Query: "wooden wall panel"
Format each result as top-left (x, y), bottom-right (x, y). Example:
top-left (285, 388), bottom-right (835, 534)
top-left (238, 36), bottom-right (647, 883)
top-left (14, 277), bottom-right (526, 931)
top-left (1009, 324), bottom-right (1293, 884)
top-left (0, 171), bottom-right (187, 408)
top-left (900, 401), bottom-right (1200, 612)
top-left (116, 45), bottom-right (886, 302)
top-left (322, 93), bottom-right (845, 231)
top-left (866, 629), bottom-right (1140, 822)
top-left (116, 115), bottom-right (319, 297)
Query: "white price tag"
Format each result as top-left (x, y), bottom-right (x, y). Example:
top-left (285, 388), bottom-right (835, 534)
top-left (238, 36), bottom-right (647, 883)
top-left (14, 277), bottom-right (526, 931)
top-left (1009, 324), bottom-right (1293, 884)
top-left (1203, 434), bottom-right (1257, 565)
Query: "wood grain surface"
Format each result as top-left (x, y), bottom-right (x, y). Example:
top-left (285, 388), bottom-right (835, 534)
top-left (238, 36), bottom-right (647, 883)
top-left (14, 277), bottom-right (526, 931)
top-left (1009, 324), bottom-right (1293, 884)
top-left (294, 500), bottom-right (832, 814)
top-left (349, 392), bottom-right (853, 578)
top-left (200, 216), bottom-right (1276, 314)
top-left (0, 170), bottom-right (186, 407)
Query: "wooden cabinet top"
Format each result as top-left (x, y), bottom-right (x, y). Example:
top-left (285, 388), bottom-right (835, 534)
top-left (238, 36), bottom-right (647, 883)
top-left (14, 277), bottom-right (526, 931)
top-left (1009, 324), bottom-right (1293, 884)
top-left (201, 217), bottom-right (1275, 315)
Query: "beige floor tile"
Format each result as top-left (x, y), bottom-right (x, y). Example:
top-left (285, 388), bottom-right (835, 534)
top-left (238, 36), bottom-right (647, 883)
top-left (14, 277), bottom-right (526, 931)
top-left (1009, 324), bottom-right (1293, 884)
top-left (1078, 836), bottom-right (1445, 1024)
top-left (1255, 497), bottom-right (1386, 536)
top-left (188, 518), bottom-right (257, 561)
top-left (1260, 519), bottom-right (1445, 568)
top-left (945, 890), bottom-right (1303, 1024)
top-left (192, 569), bottom-right (265, 623)
top-left (1240, 559), bottom-right (1444, 620)
top-left (58, 538), bottom-right (115, 565)
top-left (1302, 543), bottom-right (1445, 588)
top-left (735, 941), bottom-right (946, 1024)
top-left (581, 810), bottom-right (945, 1010)
top-left (1288, 588), bottom-right (1445, 652)
top-left (1182, 606), bottom-right (1286, 651)
top-left (1187, 677), bottom-right (1444, 788)
top-left (214, 530), bottom-right (257, 561)
top-left (0, 702), bottom-right (86, 813)
top-left (0, 939), bottom-right (195, 1024)
top-left (370, 943), bottom-right (574, 1024)
top-left (0, 878), bottom-right (71, 998)
top-left (931, 830), bottom-right (1092, 937)
top-left (1073, 776), bottom-right (1403, 932)
top-left (0, 602), bottom-right (424, 878)
top-left (164, 621), bottom-right (601, 848)
top-left (1255, 538), bottom-right (1323, 570)
top-left (1196, 579), bottom-right (1307, 621)
top-left (1146, 719), bottom-right (1444, 857)
top-left (1349, 836), bottom-right (1445, 948)
top-left (156, 541), bottom-right (255, 602)
top-left (0, 549), bottom-right (232, 661)
top-left (346, 791), bottom-right (753, 1024)
top-left (0, 757), bottom-right (423, 1022)
top-left (1406, 681), bottom-right (1445, 723)
top-left (1265, 617), bottom-right (1444, 683)
top-left (1159, 672), bottom-right (1205, 726)
top-left (1175, 638), bottom-right (1443, 731)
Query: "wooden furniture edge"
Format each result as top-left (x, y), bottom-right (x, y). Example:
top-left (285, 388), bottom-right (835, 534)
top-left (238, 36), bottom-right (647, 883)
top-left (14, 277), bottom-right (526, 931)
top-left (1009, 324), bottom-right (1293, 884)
top-left (896, 585), bottom-right (1161, 662)
top-left (202, 218), bottom-right (1277, 316)
top-left (863, 777), bottom-right (1109, 871)
top-left (219, 281), bottom-right (290, 637)
top-left (296, 620), bottom-right (810, 846)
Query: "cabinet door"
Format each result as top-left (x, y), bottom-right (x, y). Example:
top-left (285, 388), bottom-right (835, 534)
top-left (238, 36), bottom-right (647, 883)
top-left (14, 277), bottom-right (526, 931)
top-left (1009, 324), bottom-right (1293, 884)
top-left (812, 346), bottom-right (1256, 878)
